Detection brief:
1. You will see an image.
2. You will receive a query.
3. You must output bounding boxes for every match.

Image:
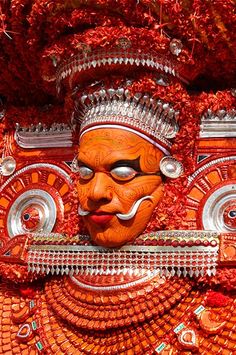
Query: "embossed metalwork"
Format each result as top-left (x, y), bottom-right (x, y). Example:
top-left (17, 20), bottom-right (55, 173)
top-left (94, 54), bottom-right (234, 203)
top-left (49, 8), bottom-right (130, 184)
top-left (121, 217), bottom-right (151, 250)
top-left (188, 156), bottom-right (236, 185)
top-left (15, 123), bottom-right (73, 148)
top-left (0, 163), bottom-right (72, 193)
top-left (200, 109), bottom-right (236, 138)
top-left (7, 189), bottom-right (57, 237)
top-left (27, 231), bottom-right (219, 277)
top-left (0, 156), bottom-right (16, 176)
top-left (56, 49), bottom-right (188, 88)
top-left (202, 184), bottom-right (236, 232)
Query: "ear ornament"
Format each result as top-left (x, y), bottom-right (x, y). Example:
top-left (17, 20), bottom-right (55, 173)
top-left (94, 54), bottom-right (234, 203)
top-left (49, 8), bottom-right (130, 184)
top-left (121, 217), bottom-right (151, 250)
top-left (160, 156), bottom-right (184, 178)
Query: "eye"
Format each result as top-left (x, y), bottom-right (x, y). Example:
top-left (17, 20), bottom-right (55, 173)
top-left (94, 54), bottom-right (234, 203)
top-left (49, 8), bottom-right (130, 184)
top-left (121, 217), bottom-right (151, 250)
top-left (78, 166), bottom-right (94, 180)
top-left (110, 166), bottom-right (137, 181)
top-left (228, 210), bottom-right (236, 218)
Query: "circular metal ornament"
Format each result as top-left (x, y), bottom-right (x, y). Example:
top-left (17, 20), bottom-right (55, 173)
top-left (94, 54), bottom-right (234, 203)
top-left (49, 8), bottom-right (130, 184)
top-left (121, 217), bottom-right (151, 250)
top-left (7, 189), bottom-right (57, 237)
top-left (223, 203), bottom-right (236, 229)
top-left (169, 38), bottom-right (183, 56)
top-left (202, 184), bottom-right (236, 232)
top-left (71, 156), bottom-right (79, 173)
top-left (160, 156), bottom-right (184, 178)
top-left (0, 156), bottom-right (16, 176)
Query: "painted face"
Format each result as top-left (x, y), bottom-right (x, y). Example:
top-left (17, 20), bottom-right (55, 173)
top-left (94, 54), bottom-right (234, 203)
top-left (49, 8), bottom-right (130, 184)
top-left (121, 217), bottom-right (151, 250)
top-left (77, 128), bottom-right (164, 247)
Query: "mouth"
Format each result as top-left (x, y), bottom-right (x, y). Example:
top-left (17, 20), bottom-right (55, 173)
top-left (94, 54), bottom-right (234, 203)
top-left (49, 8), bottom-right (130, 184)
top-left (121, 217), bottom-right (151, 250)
top-left (88, 211), bottom-right (114, 225)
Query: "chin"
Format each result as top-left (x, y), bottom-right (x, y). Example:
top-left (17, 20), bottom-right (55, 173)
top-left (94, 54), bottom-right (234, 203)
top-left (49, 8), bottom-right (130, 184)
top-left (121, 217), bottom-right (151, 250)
top-left (90, 229), bottom-right (136, 248)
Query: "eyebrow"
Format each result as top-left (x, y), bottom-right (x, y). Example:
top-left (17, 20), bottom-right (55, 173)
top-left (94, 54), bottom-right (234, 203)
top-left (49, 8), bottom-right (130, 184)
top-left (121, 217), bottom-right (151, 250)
top-left (77, 157), bottom-right (142, 171)
top-left (110, 157), bottom-right (141, 171)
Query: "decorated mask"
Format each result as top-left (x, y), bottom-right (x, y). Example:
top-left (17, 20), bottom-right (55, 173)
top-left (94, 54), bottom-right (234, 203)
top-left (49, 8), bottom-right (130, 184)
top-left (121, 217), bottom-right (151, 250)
top-left (77, 128), bottom-right (164, 247)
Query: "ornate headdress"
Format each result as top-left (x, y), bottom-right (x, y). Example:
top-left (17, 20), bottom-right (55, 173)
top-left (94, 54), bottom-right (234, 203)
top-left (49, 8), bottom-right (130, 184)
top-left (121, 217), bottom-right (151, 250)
top-left (48, 8), bottom-right (197, 163)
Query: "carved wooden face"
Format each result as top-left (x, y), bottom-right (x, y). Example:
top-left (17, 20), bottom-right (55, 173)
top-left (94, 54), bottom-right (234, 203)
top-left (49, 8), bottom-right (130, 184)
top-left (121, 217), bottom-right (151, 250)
top-left (77, 128), bottom-right (164, 247)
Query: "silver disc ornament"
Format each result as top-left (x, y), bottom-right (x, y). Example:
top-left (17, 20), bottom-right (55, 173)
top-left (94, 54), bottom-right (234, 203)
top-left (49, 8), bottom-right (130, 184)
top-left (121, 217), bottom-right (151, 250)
top-left (7, 189), bottom-right (57, 237)
top-left (160, 156), bottom-right (184, 178)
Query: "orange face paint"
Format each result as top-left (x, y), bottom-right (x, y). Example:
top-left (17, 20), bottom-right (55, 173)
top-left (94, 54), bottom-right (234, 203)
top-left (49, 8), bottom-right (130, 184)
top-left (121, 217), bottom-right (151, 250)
top-left (77, 128), bottom-right (164, 247)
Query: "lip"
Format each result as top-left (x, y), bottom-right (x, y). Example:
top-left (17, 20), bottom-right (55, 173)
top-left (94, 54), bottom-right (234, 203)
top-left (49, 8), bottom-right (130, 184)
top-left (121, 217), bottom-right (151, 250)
top-left (88, 211), bottom-right (114, 225)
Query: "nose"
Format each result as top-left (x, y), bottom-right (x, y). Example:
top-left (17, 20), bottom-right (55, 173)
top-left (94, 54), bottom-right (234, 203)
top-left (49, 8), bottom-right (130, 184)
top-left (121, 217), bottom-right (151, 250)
top-left (87, 172), bottom-right (113, 203)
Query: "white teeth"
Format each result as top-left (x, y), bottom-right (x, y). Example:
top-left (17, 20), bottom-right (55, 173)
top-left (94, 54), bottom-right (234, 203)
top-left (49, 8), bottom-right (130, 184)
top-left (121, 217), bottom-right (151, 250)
top-left (119, 58), bottom-right (123, 64)
top-left (108, 58), bottom-right (113, 64)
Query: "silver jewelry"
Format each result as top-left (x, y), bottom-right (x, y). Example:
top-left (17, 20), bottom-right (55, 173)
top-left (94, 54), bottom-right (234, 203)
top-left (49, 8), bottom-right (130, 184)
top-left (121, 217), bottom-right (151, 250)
top-left (159, 156), bottom-right (184, 178)
top-left (0, 156), bottom-right (16, 176)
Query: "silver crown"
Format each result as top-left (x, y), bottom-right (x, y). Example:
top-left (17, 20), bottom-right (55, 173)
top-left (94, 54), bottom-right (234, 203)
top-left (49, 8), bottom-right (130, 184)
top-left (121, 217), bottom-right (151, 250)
top-left (75, 88), bottom-right (179, 152)
top-left (56, 48), bottom-right (188, 90)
